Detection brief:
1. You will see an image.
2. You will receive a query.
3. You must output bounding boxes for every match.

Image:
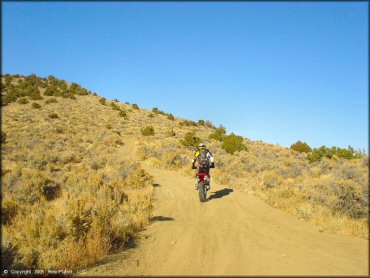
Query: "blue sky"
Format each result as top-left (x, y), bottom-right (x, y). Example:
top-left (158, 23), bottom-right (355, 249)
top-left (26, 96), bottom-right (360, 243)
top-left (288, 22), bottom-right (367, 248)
top-left (3, 2), bottom-right (368, 151)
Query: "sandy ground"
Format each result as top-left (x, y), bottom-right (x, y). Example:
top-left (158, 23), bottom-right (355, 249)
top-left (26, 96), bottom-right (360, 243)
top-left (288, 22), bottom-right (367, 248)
top-left (81, 138), bottom-right (368, 276)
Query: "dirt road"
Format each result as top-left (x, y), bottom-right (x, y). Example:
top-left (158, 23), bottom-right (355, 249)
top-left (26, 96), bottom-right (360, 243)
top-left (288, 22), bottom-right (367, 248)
top-left (82, 137), bottom-right (368, 276)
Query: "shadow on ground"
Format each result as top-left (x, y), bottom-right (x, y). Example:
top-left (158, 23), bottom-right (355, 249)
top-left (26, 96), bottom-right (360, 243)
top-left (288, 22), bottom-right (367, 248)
top-left (208, 188), bottom-right (233, 201)
top-left (150, 216), bottom-right (175, 222)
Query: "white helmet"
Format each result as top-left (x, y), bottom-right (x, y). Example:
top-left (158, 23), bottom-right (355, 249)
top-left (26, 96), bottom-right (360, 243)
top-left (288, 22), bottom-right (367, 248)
top-left (199, 143), bottom-right (206, 149)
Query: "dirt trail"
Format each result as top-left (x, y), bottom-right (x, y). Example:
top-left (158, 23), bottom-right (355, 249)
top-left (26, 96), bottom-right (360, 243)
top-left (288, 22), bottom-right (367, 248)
top-left (82, 138), bottom-right (368, 276)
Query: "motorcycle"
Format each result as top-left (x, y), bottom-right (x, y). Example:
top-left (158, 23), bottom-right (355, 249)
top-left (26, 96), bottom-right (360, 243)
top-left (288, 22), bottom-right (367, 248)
top-left (192, 163), bottom-right (215, 202)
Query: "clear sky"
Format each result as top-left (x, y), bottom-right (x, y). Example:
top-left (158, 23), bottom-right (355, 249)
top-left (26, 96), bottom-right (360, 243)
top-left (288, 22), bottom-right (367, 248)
top-left (3, 2), bottom-right (368, 151)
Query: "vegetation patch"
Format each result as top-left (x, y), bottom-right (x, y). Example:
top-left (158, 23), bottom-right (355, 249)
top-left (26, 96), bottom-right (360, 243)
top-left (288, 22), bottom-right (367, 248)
top-left (48, 113), bottom-right (58, 119)
top-left (180, 131), bottom-right (201, 148)
top-left (31, 102), bottom-right (41, 109)
top-left (142, 126), bottom-right (155, 136)
top-left (221, 133), bottom-right (246, 154)
top-left (290, 140), bottom-right (312, 153)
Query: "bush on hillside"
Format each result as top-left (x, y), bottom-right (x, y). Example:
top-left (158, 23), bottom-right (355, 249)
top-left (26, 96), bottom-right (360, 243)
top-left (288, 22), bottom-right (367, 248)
top-left (180, 131), bottom-right (201, 148)
top-left (221, 133), bottom-right (246, 154)
top-left (142, 126), bottom-right (154, 136)
top-left (132, 103), bottom-right (139, 110)
top-left (99, 98), bottom-right (106, 105)
top-left (197, 120), bottom-right (205, 126)
top-left (205, 121), bottom-right (215, 129)
top-left (307, 145), bottom-right (364, 163)
top-left (118, 110), bottom-right (127, 118)
top-left (48, 113), bottom-right (58, 119)
top-left (290, 140), bottom-right (312, 153)
top-left (110, 102), bottom-right (120, 111)
top-left (44, 98), bottom-right (57, 104)
top-left (167, 113), bottom-right (175, 121)
top-left (209, 125), bottom-right (226, 142)
top-left (180, 120), bottom-right (198, 127)
top-left (331, 181), bottom-right (367, 219)
top-left (166, 129), bottom-right (176, 137)
top-left (18, 97), bottom-right (29, 105)
top-left (31, 102), bottom-right (41, 109)
top-left (148, 113), bottom-right (154, 118)
top-left (152, 107), bottom-right (165, 115)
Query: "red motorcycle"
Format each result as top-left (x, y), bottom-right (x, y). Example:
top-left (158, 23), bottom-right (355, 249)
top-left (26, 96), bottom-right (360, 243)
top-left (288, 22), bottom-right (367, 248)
top-left (192, 163), bottom-right (214, 202)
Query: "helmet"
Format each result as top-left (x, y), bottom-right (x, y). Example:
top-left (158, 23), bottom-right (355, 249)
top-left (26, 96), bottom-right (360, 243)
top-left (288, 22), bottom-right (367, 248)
top-left (199, 143), bottom-right (206, 149)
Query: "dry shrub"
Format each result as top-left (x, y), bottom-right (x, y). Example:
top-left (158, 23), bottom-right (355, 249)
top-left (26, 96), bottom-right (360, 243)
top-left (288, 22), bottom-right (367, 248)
top-left (17, 172), bottom-right (61, 203)
top-left (2, 197), bottom-right (19, 225)
top-left (124, 167), bottom-right (153, 189)
top-left (161, 151), bottom-right (184, 169)
top-left (331, 180), bottom-right (367, 219)
top-left (103, 134), bottom-right (124, 146)
top-left (4, 167), bottom-right (154, 270)
top-left (211, 168), bottom-right (229, 185)
top-left (258, 170), bottom-right (284, 190)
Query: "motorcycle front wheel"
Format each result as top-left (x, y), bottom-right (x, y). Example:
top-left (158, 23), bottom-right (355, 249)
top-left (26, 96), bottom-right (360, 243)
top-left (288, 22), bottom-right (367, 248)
top-left (198, 181), bottom-right (207, 202)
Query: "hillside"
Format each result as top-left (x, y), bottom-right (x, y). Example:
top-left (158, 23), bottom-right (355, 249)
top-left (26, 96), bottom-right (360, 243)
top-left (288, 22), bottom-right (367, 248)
top-left (1, 74), bottom-right (368, 272)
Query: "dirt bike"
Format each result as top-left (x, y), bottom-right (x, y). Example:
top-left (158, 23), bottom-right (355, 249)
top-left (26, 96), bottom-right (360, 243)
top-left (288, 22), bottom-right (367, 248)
top-left (192, 163), bottom-right (214, 202)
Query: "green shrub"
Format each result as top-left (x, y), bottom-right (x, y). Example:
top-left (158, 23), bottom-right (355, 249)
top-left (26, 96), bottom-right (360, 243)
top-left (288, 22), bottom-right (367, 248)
top-left (55, 127), bottom-right (64, 134)
top-left (44, 86), bottom-right (56, 96)
top-left (132, 103), bottom-right (139, 110)
top-left (2, 92), bottom-right (17, 105)
top-left (307, 145), bottom-right (363, 163)
top-left (152, 107), bottom-right (165, 115)
top-left (99, 98), bottom-right (106, 105)
top-left (166, 129), bottom-right (176, 137)
top-left (148, 113), bottom-right (154, 118)
top-left (205, 121), bottom-right (215, 129)
top-left (44, 98), bottom-right (57, 104)
top-left (110, 102), bottom-right (120, 111)
top-left (106, 124), bottom-right (113, 130)
top-left (142, 126), bottom-right (154, 136)
top-left (28, 88), bottom-right (43, 100)
top-left (198, 120), bottom-right (205, 126)
top-left (167, 113), bottom-right (175, 121)
top-left (180, 131), bottom-right (201, 148)
top-left (48, 113), bottom-right (58, 119)
top-left (222, 133), bottom-right (246, 154)
top-left (180, 120), bottom-right (198, 127)
top-left (31, 102), bottom-right (41, 109)
top-left (18, 97), bottom-right (29, 104)
top-left (290, 140), bottom-right (312, 153)
top-left (209, 125), bottom-right (226, 142)
top-left (118, 110), bottom-right (127, 118)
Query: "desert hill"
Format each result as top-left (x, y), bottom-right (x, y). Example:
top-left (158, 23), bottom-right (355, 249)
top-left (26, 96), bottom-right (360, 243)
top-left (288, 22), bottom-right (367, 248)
top-left (1, 74), bottom-right (368, 272)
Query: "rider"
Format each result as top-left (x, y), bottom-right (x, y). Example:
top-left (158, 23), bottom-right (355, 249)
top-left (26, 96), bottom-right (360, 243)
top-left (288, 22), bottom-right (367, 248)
top-left (191, 143), bottom-right (215, 190)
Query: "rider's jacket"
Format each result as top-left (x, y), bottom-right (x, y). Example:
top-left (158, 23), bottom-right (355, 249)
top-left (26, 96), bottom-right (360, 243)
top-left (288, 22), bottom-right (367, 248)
top-left (192, 148), bottom-right (214, 165)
